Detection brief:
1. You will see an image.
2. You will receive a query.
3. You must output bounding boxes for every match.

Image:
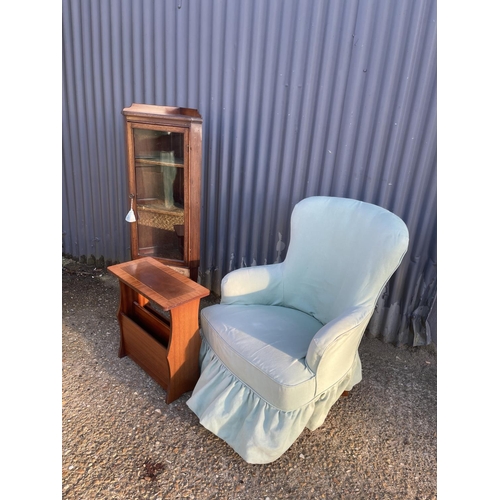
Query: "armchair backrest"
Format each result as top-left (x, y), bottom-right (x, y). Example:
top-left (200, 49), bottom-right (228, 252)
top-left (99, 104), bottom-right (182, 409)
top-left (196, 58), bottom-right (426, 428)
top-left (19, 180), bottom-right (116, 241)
top-left (282, 197), bottom-right (409, 324)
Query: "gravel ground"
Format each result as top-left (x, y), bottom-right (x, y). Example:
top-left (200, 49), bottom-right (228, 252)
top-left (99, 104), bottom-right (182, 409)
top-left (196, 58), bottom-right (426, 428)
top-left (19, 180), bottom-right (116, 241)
top-left (62, 259), bottom-right (437, 499)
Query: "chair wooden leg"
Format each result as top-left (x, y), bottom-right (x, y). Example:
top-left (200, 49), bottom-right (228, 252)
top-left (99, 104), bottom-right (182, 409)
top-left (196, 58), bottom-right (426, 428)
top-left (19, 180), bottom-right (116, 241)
top-left (341, 390), bottom-right (350, 397)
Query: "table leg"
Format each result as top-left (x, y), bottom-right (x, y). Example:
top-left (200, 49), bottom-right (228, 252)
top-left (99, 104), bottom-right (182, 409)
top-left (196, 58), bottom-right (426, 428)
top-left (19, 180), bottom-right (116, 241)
top-left (117, 281), bottom-right (135, 358)
top-left (166, 299), bottom-right (202, 403)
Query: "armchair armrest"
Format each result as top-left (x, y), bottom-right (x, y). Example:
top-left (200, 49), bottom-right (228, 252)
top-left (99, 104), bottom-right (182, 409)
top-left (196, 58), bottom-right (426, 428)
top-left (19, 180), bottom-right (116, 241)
top-left (221, 263), bottom-right (285, 306)
top-left (306, 305), bottom-right (373, 395)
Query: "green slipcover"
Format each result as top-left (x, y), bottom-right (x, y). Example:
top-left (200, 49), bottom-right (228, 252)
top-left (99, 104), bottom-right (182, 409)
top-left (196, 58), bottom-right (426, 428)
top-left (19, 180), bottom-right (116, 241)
top-left (187, 196), bottom-right (409, 463)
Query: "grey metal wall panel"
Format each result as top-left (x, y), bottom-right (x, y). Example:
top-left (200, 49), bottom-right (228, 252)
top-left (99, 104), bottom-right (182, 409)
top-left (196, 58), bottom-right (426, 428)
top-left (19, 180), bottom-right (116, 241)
top-left (62, 0), bottom-right (437, 346)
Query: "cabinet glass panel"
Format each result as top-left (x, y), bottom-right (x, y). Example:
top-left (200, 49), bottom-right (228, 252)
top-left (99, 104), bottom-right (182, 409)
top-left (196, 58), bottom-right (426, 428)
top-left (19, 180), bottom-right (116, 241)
top-left (133, 128), bottom-right (185, 261)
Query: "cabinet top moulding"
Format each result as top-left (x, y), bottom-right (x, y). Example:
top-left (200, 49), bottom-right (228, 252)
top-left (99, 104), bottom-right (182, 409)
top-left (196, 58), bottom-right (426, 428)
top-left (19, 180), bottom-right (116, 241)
top-left (122, 103), bottom-right (202, 124)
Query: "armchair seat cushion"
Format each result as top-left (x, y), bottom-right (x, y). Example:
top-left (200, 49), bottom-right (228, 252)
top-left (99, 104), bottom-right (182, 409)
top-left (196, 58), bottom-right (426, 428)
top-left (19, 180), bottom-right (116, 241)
top-left (200, 304), bottom-right (323, 411)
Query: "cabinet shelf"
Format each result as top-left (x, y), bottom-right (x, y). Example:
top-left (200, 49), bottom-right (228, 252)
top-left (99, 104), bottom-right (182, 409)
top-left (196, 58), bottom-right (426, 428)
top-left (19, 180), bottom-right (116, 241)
top-left (135, 157), bottom-right (184, 168)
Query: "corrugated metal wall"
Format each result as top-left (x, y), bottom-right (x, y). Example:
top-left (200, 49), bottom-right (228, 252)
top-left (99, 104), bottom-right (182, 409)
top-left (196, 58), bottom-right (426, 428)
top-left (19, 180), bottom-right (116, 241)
top-left (62, 0), bottom-right (437, 346)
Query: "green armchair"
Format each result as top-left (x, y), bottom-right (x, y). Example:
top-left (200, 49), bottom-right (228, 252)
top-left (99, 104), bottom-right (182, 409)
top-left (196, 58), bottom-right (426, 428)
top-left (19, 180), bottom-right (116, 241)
top-left (187, 196), bottom-right (409, 463)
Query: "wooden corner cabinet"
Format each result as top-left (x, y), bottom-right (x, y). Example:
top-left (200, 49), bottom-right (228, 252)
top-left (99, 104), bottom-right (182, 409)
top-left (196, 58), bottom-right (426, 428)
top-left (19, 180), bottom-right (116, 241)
top-left (122, 104), bottom-right (202, 281)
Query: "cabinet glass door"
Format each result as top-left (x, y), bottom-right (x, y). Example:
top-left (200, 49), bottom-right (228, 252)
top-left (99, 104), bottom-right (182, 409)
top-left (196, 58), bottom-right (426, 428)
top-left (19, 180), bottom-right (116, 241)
top-left (133, 127), bottom-right (186, 262)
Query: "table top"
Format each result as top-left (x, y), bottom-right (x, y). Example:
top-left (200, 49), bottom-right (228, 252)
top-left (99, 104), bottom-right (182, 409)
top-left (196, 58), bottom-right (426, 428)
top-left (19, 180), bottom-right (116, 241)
top-left (107, 257), bottom-right (210, 310)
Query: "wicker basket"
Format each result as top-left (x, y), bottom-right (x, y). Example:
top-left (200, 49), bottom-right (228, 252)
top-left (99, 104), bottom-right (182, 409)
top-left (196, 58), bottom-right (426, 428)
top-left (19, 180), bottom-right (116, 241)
top-left (138, 206), bottom-right (184, 231)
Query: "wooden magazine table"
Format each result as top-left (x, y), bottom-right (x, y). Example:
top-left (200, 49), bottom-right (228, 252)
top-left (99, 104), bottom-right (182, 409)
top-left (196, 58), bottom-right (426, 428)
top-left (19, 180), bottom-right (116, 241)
top-left (108, 257), bottom-right (209, 403)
